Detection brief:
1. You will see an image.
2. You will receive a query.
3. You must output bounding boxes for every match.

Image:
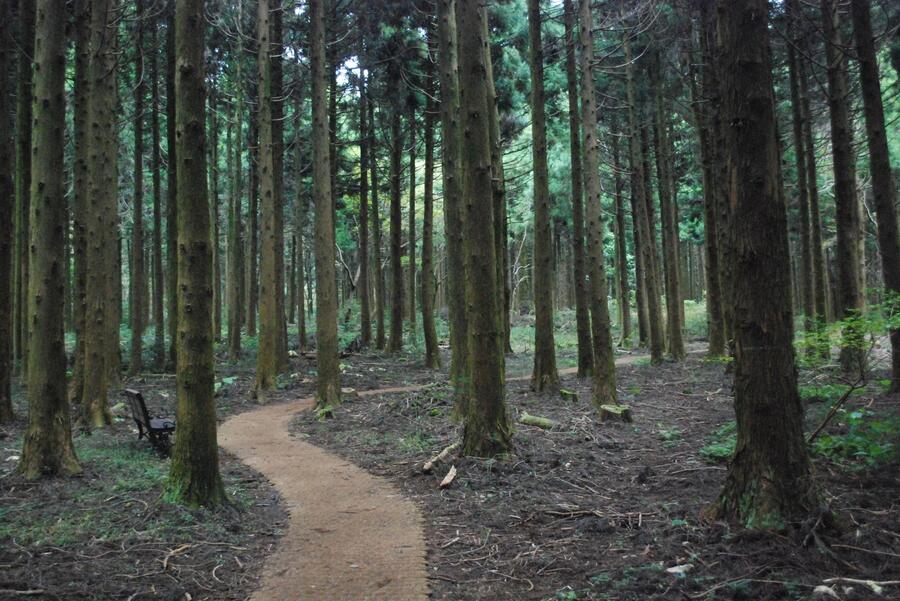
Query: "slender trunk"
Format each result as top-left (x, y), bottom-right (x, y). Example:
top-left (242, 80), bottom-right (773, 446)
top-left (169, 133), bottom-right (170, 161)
top-left (422, 66), bottom-right (440, 369)
top-left (294, 91), bottom-right (308, 350)
top-left (272, 4), bottom-right (287, 370)
top-left (527, 0), bottom-right (559, 392)
top-left (0, 0), bottom-right (14, 422)
top-left (371, 101), bottom-right (385, 350)
top-left (13, 0), bottom-right (34, 374)
top-left (625, 34), bottom-right (663, 364)
top-left (246, 115), bottom-right (259, 336)
top-left (408, 108), bottom-right (417, 341)
top-left (458, 0), bottom-right (512, 457)
top-left (167, 0), bottom-right (226, 507)
top-left (786, 0), bottom-right (815, 341)
top-left (578, 0), bottom-right (617, 405)
top-left (209, 78), bottom-right (222, 343)
top-left (388, 109), bottom-right (405, 352)
top-left (70, 0), bottom-right (91, 399)
top-left (151, 14), bottom-right (165, 370)
top-left (19, 0), bottom-right (81, 478)
top-left (611, 133), bottom-right (631, 346)
top-left (256, 0), bottom-right (278, 396)
top-left (713, 0), bottom-right (817, 527)
top-left (651, 56), bottom-right (684, 360)
top-left (165, 0), bottom-right (178, 370)
top-left (437, 0), bottom-right (468, 401)
top-left (851, 0), bottom-right (900, 391)
top-left (564, 0), bottom-right (593, 373)
top-left (227, 13), bottom-right (244, 359)
top-left (310, 0), bottom-right (341, 407)
top-left (358, 47), bottom-right (371, 346)
top-left (821, 0), bottom-right (866, 375)
top-left (129, 0), bottom-right (146, 377)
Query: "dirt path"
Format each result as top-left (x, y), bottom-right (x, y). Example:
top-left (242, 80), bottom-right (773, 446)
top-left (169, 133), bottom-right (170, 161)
top-left (219, 352), bottom-right (650, 601)
top-left (219, 385), bottom-right (429, 601)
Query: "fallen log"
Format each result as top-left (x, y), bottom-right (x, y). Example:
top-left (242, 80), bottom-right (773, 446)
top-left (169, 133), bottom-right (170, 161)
top-left (519, 412), bottom-right (559, 430)
top-left (423, 442), bottom-right (459, 473)
top-left (599, 404), bottom-right (632, 423)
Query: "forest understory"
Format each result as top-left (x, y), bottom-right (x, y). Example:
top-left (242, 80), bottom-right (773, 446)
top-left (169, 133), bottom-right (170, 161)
top-left (2, 327), bottom-right (898, 600)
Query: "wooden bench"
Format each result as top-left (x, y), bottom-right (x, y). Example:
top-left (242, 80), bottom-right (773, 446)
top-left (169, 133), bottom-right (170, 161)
top-left (123, 389), bottom-right (175, 456)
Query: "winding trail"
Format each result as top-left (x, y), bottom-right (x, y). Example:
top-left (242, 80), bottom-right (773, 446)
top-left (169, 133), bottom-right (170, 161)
top-left (219, 353), bottom-right (648, 601)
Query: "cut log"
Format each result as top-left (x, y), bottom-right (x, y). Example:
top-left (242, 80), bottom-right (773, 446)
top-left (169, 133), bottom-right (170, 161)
top-left (439, 465), bottom-right (457, 489)
top-left (560, 388), bottom-right (578, 403)
top-left (423, 441), bottom-right (459, 473)
top-left (341, 387), bottom-right (359, 399)
top-left (599, 404), bottom-right (632, 423)
top-left (519, 412), bottom-right (559, 429)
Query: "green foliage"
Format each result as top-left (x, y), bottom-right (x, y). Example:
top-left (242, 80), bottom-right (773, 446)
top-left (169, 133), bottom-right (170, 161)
top-left (812, 408), bottom-right (900, 466)
top-left (699, 421), bottom-right (737, 463)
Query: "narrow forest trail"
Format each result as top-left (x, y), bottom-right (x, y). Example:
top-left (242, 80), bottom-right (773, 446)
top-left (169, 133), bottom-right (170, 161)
top-left (219, 352), bottom-right (649, 601)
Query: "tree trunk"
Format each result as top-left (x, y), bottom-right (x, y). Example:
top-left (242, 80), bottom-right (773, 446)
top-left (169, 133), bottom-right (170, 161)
top-left (129, 0), bottom-right (146, 377)
top-left (527, 0), bottom-right (559, 392)
top-left (422, 59), bottom-right (441, 369)
top-left (168, 0), bottom-right (226, 507)
top-left (371, 100), bottom-right (385, 350)
top-left (82, 0), bottom-right (118, 428)
top-left (625, 34), bottom-right (663, 364)
top-left (786, 0), bottom-right (815, 343)
top-left (578, 0), bottom-right (617, 406)
top-left (165, 0), bottom-right (178, 370)
top-left (358, 39), bottom-right (371, 347)
top-left (563, 0), bottom-right (594, 373)
top-left (651, 56), bottom-right (684, 361)
top-left (713, 0), bottom-right (817, 528)
top-left (851, 0), bottom-right (900, 391)
top-left (227, 12), bottom-right (244, 360)
top-left (256, 0), bottom-right (278, 396)
top-left (0, 0), bottom-right (14, 422)
top-left (437, 0), bottom-right (468, 403)
top-left (611, 132), bottom-right (631, 346)
top-left (458, 0), bottom-right (512, 457)
top-left (311, 0), bottom-right (341, 408)
top-left (209, 77), bottom-right (222, 343)
top-left (13, 0), bottom-right (34, 375)
top-left (408, 107), bottom-right (417, 341)
top-left (821, 0), bottom-right (866, 375)
top-left (271, 4), bottom-right (288, 370)
top-left (70, 0), bottom-right (91, 398)
top-left (19, 0), bottom-right (81, 478)
top-left (388, 109), bottom-right (405, 352)
top-left (246, 114), bottom-right (259, 337)
top-left (150, 12), bottom-right (166, 370)
top-left (293, 91), bottom-right (308, 350)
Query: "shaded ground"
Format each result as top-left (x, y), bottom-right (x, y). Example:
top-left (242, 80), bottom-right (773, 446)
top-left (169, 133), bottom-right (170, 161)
top-left (0, 348), bottom-right (437, 600)
top-left (292, 352), bottom-right (900, 601)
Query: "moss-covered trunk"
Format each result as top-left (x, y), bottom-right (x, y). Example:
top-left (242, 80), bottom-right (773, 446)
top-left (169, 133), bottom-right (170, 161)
top-left (19, 0), bottom-right (81, 478)
top-left (167, 0), bottom-right (225, 507)
top-left (578, 0), bottom-right (617, 406)
top-left (713, 0), bottom-right (817, 528)
top-left (310, 0), bottom-right (341, 408)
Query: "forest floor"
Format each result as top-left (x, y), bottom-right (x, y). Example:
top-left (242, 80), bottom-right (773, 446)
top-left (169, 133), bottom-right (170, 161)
top-left (2, 330), bottom-right (899, 600)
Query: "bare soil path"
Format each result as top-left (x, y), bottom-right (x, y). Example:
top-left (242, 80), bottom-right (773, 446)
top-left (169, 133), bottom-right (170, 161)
top-left (218, 352), bottom-right (649, 601)
top-left (219, 385), bottom-right (430, 601)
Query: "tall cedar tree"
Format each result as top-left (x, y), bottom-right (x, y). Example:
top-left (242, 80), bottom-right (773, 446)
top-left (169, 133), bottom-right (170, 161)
top-left (437, 0), bottom-right (468, 403)
top-left (209, 78), bottom-right (222, 342)
top-left (408, 107), bottom-right (417, 339)
top-left (13, 0), bottom-right (33, 374)
top-left (70, 0), bottom-right (90, 401)
top-left (130, 0), bottom-right (146, 377)
top-left (311, 0), bottom-right (341, 408)
top-left (272, 6), bottom-right (288, 371)
top-left (151, 13), bottom-right (166, 369)
top-left (527, 0), bottom-right (559, 392)
top-left (651, 52), bottom-right (684, 360)
top-left (294, 91), bottom-right (308, 350)
top-left (611, 132), bottom-right (631, 345)
top-left (227, 3), bottom-right (245, 360)
top-left (851, 0), bottom-right (900, 391)
top-left (167, 0), bottom-right (226, 507)
top-left (578, 0), bottom-right (617, 405)
top-left (0, 0), bottom-right (15, 422)
top-left (458, 0), bottom-right (512, 457)
top-left (624, 34), bottom-right (663, 364)
top-left (563, 0), bottom-right (594, 374)
top-left (370, 100), bottom-right (386, 350)
top-left (166, 0), bottom-right (178, 369)
top-left (821, 0), bottom-right (866, 375)
top-left (256, 0), bottom-right (279, 396)
top-left (19, 0), bottom-right (81, 478)
top-left (358, 35), bottom-right (371, 347)
top-left (712, 0), bottom-right (817, 528)
top-left (388, 109), bottom-right (405, 352)
top-left (82, 0), bottom-right (118, 428)
top-left (421, 59), bottom-right (441, 369)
